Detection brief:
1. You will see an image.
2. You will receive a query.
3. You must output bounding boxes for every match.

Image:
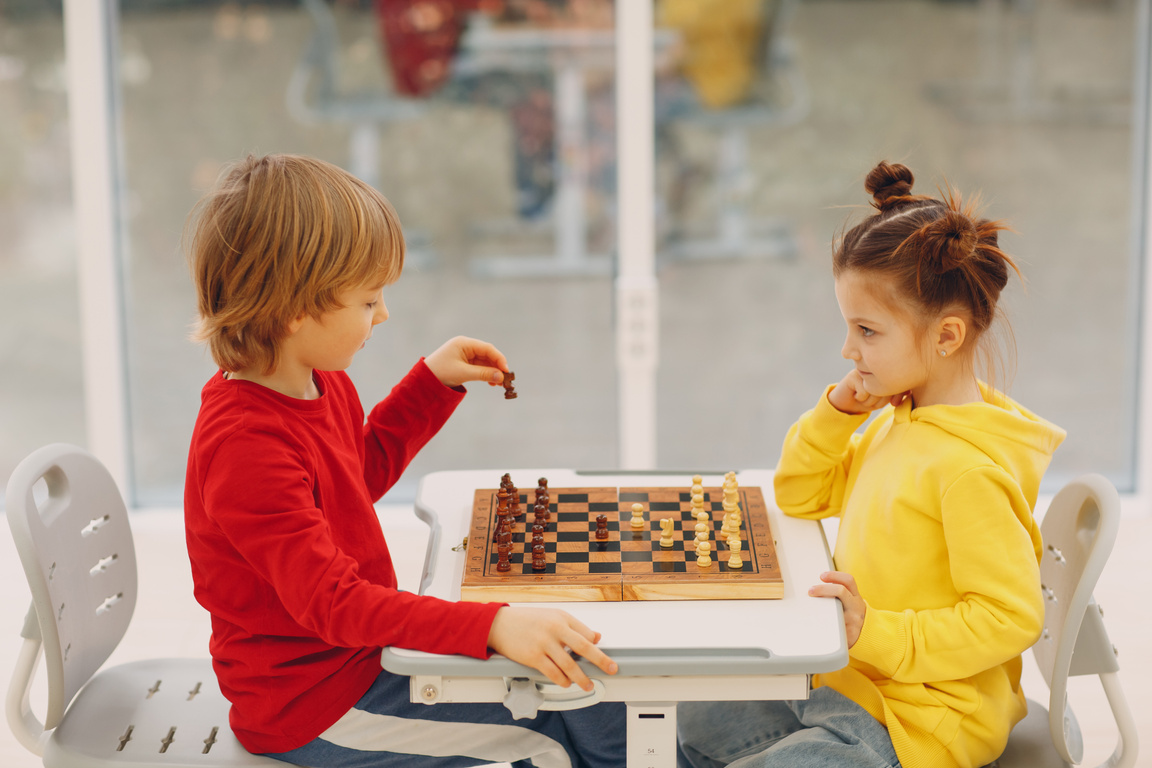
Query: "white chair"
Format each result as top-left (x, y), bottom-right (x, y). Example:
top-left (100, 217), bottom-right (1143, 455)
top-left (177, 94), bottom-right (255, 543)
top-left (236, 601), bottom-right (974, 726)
top-left (5, 443), bottom-right (278, 767)
top-left (992, 474), bottom-right (1138, 768)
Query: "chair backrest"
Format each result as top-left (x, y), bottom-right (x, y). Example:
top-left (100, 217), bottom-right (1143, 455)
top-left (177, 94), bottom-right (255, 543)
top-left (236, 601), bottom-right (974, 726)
top-left (1033, 474), bottom-right (1121, 765)
top-left (5, 443), bottom-right (138, 731)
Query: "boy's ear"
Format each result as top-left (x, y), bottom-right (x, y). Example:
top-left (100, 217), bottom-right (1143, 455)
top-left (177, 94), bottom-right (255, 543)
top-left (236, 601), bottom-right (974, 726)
top-left (935, 315), bottom-right (968, 356)
top-left (285, 314), bottom-right (307, 335)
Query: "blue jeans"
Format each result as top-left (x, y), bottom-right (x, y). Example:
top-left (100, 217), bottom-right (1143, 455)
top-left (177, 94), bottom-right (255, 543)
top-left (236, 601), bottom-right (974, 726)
top-left (677, 688), bottom-right (901, 768)
top-left (264, 670), bottom-right (625, 768)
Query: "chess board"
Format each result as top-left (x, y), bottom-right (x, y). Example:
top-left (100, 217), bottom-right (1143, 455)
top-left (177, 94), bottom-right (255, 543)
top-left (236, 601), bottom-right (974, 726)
top-left (460, 486), bottom-right (784, 602)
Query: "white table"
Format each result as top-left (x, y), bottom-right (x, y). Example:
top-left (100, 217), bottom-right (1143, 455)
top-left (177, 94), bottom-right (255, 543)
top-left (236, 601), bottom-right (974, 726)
top-left (381, 469), bottom-right (847, 768)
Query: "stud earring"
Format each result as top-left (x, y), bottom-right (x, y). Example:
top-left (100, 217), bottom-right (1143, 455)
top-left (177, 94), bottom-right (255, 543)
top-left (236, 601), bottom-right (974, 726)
top-left (939, 349), bottom-right (947, 357)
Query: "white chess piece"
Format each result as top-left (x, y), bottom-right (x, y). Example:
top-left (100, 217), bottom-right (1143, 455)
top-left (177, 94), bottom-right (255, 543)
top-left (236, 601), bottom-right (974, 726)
top-left (728, 537), bottom-right (743, 570)
top-left (630, 502), bottom-right (645, 529)
top-left (659, 517), bottom-right (675, 548)
top-left (696, 540), bottom-right (712, 567)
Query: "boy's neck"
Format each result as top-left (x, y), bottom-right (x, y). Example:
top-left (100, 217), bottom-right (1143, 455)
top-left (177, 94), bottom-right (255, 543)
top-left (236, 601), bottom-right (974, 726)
top-left (227, 364), bottom-right (321, 400)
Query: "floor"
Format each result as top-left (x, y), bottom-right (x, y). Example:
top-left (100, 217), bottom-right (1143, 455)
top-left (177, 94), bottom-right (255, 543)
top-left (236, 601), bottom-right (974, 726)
top-left (0, 502), bottom-right (1148, 767)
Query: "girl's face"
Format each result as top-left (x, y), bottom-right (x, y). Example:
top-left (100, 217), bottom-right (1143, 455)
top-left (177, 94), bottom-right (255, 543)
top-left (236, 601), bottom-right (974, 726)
top-left (835, 270), bottom-right (933, 402)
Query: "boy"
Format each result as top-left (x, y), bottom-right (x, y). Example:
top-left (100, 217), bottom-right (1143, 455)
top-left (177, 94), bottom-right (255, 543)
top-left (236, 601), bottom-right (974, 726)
top-left (183, 153), bottom-right (624, 767)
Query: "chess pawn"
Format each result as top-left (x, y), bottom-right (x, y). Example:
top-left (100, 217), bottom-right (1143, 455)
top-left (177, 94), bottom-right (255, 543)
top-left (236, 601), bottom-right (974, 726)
top-left (659, 517), bottom-right (675, 548)
top-left (630, 502), bottom-right (645, 529)
top-left (694, 521), bottom-right (708, 543)
top-left (728, 537), bottom-right (743, 570)
top-left (531, 543), bottom-right (547, 572)
top-left (595, 514), bottom-right (610, 540)
top-left (691, 491), bottom-right (705, 518)
top-left (692, 474), bottom-right (703, 486)
top-left (696, 540), bottom-right (712, 568)
top-left (509, 486), bottom-right (522, 518)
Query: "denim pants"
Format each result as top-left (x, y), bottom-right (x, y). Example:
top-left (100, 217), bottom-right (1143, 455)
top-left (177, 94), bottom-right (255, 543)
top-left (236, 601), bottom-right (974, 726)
top-left (264, 670), bottom-right (626, 768)
top-left (677, 687), bottom-right (901, 768)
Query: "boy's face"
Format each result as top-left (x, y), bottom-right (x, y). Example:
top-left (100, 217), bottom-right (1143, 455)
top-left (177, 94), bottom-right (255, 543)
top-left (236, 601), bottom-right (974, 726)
top-left (289, 283), bottom-right (389, 372)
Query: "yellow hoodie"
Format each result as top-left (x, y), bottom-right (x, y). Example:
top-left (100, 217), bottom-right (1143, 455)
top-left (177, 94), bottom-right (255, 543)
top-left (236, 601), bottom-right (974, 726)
top-left (774, 383), bottom-right (1065, 768)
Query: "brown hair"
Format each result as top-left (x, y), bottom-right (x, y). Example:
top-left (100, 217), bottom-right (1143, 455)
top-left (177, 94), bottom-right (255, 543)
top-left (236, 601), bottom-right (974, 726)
top-left (185, 154), bottom-right (405, 374)
top-left (833, 161), bottom-right (1020, 383)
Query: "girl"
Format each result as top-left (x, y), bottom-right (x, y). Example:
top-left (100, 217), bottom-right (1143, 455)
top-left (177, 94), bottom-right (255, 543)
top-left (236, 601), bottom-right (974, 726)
top-left (677, 161), bottom-right (1065, 768)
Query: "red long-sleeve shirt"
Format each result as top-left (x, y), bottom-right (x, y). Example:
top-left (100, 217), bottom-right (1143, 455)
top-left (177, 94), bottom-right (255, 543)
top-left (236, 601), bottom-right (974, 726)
top-left (184, 361), bottom-right (503, 753)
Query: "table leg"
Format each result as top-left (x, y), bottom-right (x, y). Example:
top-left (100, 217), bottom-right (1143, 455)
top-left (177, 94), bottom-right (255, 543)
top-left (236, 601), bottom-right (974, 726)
top-left (627, 702), bottom-right (678, 768)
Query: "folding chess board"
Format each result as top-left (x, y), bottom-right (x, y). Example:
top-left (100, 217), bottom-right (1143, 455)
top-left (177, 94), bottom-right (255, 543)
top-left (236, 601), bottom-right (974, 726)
top-left (460, 486), bottom-right (784, 602)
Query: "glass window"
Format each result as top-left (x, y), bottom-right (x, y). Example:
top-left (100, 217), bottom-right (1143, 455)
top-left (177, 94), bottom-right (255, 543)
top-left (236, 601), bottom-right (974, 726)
top-left (117, 1), bottom-right (618, 503)
top-left (653, 0), bottom-right (1143, 492)
top-left (0, 9), bottom-right (84, 493)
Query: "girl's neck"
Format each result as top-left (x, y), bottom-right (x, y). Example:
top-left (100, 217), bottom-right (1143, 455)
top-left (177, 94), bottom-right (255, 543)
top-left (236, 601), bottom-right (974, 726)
top-left (910, 371), bottom-right (982, 409)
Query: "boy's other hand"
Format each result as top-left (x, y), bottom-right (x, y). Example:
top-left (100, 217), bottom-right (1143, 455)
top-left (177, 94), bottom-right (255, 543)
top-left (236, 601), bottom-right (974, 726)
top-left (487, 607), bottom-right (619, 691)
top-left (425, 336), bottom-right (509, 388)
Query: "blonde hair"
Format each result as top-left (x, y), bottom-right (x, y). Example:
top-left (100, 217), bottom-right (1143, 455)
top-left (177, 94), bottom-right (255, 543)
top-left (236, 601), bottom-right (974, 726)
top-left (185, 154), bottom-right (405, 374)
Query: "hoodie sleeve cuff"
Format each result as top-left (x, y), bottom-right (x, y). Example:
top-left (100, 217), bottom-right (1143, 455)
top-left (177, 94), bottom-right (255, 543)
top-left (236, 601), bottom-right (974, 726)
top-left (850, 604), bottom-right (907, 678)
top-left (808, 384), bottom-right (870, 440)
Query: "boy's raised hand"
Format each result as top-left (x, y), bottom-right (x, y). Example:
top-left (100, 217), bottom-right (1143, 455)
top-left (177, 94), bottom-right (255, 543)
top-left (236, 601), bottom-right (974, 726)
top-left (425, 336), bottom-right (510, 389)
top-left (487, 606), bottom-right (619, 691)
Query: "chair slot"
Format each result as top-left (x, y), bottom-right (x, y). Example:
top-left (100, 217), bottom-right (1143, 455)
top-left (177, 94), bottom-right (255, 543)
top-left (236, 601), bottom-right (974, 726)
top-left (147, 679), bottom-right (162, 698)
top-left (96, 592), bottom-right (124, 615)
top-left (203, 726), bottom-right (220, 754)
top-left (188, 681), bottom-right (202, 700)
top-left (159, 726), bottom-right (176, 753)
top-left (81, 514), bottom-right (111, 537)
top-left (117, 725), bottom-right (134, 752)
top-left (90, 553), bottom-right (119, 576)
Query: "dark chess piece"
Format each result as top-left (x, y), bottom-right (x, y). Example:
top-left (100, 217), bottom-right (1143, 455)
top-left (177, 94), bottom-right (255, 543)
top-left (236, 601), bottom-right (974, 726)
top-left (595, 514), bottom-right (609, 540)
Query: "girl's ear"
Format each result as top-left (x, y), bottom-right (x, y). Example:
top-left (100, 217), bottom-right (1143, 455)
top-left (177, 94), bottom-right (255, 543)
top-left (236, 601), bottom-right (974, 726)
top-left (935, 315), bottom-right (968, 357)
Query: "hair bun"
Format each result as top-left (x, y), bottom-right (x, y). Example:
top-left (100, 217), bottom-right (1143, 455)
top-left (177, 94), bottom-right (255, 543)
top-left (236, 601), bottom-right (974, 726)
top-left (922, 210), bottom-right (979, 273)
top-left (865, 161), bottom-right (916, 211)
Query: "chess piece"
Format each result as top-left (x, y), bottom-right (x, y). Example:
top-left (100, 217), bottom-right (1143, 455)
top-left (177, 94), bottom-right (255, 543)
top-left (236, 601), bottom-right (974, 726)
top-left (691, 491), bottom-right (706, 521)
top-left (630, 502), bottom-right (645, 529)
top-left (694, 521), bottom-right (708, 543)
top-left (535, 481), bottom-right (550, 522)
top-left (533, 501), bottom-right (548, 528)
top-left (595, 514), bottom-right (609, 540)
top-left (692, 474), bottom-right (703, 486)
top-left (696, 540), bottom-right (712, 567)
top-left (502, 371), bottom-right (518, 399)
top-left (659, 517), bottom-right (675, 548)
top-left (531, 543), bottom-right (547, 571)
top-left (509, 485), bottom-right (522, 518)
top-left (496, 536), bottom-right (512, 573)
top-left (728, 537), bottom-right (743, 570)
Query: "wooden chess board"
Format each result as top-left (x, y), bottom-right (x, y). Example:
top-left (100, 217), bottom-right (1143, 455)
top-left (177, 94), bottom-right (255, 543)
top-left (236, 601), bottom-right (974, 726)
top-left (460, 486), bottom-right (784, 602)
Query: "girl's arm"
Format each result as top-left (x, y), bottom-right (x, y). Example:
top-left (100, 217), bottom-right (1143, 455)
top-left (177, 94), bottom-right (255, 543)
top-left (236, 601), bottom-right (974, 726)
top-left (773, 383), bottom-right (870, 519)
top-left (846, 466), bottom-right (1045, 683)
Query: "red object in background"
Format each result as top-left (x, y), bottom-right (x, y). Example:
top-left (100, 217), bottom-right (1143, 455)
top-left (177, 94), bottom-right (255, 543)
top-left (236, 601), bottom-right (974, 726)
top-left (377, 0), bottom-right (497, 96)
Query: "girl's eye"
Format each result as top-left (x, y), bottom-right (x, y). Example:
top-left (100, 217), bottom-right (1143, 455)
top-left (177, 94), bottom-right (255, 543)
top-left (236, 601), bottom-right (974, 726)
top-left (859, 325), bottom-right (875, 338)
